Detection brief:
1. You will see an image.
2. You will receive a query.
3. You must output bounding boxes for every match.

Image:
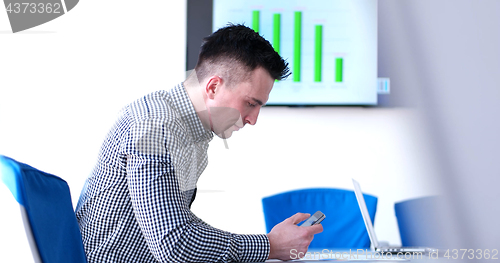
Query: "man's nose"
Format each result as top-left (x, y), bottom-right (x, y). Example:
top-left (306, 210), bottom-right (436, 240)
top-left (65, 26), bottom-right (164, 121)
top-left (244, 109), bottom-right (260, 126)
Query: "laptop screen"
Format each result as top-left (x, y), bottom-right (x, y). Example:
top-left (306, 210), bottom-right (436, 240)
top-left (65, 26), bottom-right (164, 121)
top-left (352, 178), bottom-right (380, 248)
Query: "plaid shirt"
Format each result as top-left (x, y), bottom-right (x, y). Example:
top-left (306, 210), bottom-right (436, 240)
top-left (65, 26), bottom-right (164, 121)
top-left (75, 84), bottom-right (270, 263)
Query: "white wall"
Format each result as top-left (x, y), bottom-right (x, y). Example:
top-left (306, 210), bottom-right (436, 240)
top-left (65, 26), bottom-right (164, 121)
top-left (383, 0), bottom-right (500, 249)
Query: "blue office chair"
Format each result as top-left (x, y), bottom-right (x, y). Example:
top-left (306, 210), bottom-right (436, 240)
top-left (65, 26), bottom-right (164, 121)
top-left (395, 196), bottom-right (446, 248)
top-left (0, 155), bottom-right (87, 263)
top-left (262, 188), bottom-right (378, 249)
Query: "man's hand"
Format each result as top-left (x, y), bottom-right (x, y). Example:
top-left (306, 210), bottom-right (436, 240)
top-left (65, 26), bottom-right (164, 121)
top-left (266, 213), bottom-right (323, 261)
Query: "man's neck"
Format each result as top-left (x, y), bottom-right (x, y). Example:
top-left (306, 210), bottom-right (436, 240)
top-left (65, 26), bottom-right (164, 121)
top-left (183, 71), bottom-right (211, 132)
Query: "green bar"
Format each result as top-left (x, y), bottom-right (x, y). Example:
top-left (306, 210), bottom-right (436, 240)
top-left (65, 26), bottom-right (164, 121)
top-left (314, 25), bottom-right (322, 82)
top-left (273, 14), bottom-right (281, 83)
top-left (335, 58), bottom-right (343, 82)
top-left (273, 14), bottom-right (281, 54)
top-left (252, 10), bottom-right (260, 33)
top-left (293, 11), bottom-right (302, 82)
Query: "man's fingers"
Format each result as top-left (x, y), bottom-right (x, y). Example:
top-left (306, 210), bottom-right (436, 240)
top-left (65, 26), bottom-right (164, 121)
top-left (309, 223), bottom-right (324, 234)
top-left (288, 212), bottom-right (310, 225)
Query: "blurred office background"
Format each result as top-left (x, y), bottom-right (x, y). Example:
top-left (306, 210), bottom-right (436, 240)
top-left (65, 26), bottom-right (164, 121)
top-left (0, 0), bottom-right (498, 261)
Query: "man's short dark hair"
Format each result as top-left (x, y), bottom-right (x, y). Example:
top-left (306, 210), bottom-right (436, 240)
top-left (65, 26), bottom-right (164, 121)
top-left (194, 24), bottom-right (290, 86)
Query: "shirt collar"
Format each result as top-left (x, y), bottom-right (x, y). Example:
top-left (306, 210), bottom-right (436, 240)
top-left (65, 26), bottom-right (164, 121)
top-left (169, 83), bottom-right (213, 143)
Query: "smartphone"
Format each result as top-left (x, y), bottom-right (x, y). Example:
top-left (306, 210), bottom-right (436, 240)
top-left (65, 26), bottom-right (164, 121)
top-left (299, 211), bottom-right (326, 227)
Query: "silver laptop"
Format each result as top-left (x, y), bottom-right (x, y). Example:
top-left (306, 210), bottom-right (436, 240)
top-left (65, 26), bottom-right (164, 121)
top-left (352, 179), bottom-right (437, 254)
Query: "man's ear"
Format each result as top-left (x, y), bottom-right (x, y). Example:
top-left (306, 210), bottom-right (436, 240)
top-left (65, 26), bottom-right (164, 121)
top-left (205, 76), bottom-right (223, 100)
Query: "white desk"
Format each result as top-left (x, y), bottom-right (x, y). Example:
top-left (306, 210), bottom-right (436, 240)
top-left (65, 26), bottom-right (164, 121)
top-left (254, 248), bottom-right (455, 262)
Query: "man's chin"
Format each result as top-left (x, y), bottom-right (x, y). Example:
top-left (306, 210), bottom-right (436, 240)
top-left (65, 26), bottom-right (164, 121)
top-left (216, 130), bottom-right (234, 139)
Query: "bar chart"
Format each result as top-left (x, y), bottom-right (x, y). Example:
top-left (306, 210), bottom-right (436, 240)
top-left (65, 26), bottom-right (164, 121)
top-left (213, 0), bottom-right (377, 105)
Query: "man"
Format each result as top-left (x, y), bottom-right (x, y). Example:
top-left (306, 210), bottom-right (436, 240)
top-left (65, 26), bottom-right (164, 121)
top-left (76, 24), bottom-right (322, 263)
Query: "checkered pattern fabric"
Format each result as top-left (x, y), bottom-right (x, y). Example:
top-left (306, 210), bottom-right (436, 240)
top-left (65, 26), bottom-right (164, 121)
top-left (75, 84), bottom-right (270, 263)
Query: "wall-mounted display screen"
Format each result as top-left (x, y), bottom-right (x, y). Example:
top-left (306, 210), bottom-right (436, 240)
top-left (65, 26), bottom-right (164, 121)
top-left (213, 0), bottom-right (378, 105)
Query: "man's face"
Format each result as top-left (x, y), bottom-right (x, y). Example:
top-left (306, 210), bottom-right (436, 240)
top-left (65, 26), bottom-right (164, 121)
top-left (205, 67), bottom-right (275, 139)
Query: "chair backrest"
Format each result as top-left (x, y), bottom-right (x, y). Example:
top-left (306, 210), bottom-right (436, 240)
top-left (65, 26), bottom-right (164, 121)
top-left (262, 188), bottom-right (377, 249)
top-left (0, 155), bottom-right (87, 263)
top-left (394, 196), bottom-right (446, 248)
